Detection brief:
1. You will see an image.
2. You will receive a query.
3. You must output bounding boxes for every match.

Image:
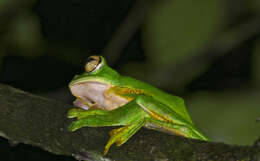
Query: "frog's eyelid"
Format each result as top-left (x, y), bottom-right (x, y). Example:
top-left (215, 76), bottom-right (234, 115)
top-left (97, 55), bottom-right (102, 64)
top-left (92, 59), bottom-right (103, 72)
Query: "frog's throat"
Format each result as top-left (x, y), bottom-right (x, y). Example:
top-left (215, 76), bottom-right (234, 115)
top-left (70, 81), bottom-right (129, 111)
top-left (70, 81), bottom-right (108, 109)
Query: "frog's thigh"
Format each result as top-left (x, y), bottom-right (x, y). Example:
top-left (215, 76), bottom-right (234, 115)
top-left (136, 95), bottom-right (188, 124)
top-left (145, 117), bottom-right (189, 137)
top-left (136, 95), bottom-right (209, 141)
top-left (135, 95), bottom-right (190, 137)
top-left (146, 118), bottom-right (207, 140)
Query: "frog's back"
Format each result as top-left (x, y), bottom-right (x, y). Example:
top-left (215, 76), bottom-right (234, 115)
top-left (119, 76), bottom-right (193, 124)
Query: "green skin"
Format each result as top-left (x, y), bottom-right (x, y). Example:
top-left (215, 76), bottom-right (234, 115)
top-left (67, 56), bottom-right (208, 155)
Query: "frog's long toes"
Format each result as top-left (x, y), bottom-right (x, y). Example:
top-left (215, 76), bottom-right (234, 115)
top-left (67, 108), bottom-right (84, 118)
top-left (67, 114), bottom-right (77, 119)
top-left (68, 122), bottom-right (80, 132)
top-left (68, 118), bottom-right (90, 132)
top-left (104, 140), bottom-right (114, 156)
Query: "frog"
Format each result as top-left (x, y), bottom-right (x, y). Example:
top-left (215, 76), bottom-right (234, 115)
top-left (67, 55), bottom-right (208, 155)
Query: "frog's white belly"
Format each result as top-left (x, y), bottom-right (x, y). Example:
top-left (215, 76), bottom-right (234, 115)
top-left (70, 81), bottom-right (129, 110)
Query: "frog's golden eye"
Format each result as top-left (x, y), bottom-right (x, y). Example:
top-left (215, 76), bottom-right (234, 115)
top-left (85, 55), bottom-right (102, 72)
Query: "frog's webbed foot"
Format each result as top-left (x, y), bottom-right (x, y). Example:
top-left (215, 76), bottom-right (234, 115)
top-left (104, 120), bottom-right (144, 155)
top-left (67, 108), bottom-right (86, 119)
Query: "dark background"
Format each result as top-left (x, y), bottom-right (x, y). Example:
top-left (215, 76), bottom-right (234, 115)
top-left (0, 0), bottom-right (259, 160)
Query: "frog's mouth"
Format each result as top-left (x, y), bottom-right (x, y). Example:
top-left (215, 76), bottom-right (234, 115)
top-left (69, 81), bottom-right (110, 110)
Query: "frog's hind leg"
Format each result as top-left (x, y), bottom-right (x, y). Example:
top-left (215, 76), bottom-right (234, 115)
top-left (135, 95), bottom-right (208, 141)
top-left (145, 118), bottom-right (208, 141)
top-left (69, 115), bottom-right (145, 155)
top-left (104, 120), bottom-right (145, 155)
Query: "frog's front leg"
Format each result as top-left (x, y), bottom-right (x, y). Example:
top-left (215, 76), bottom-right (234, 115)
top-left (68, 100), bottom-right (147, 130)
top-left (67, 108), bottom-right (109, 119)
top-left (67, 101), bottom-right (148, 154)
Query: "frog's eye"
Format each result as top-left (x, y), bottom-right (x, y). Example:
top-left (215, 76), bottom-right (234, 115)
top-left (85, 55), bottom-right (102, 72)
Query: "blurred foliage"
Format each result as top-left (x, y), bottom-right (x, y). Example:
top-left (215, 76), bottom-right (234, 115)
top-left (187, 91), bottom-right (260, 145)
top-left (0, 0), bottom-right (17, 9)
top-left (36, 0), bottom-right (133, 65)
top-left (252, 39), bottom-right (260, 85)
top-left (0, 0), bottom-right (259, 155)
top-left (4, 12), bottom-right (45, 57)
top-left (0, 0), bottom-right (38, 71)
top-left (143, 0), bottom-right (223, 66)
top-left (248, 0), bottom-right (260, 13)
top-left (119, 0), bottom-right (225, 91)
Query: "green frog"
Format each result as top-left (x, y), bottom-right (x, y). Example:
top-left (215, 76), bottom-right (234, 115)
top-left (67, 55), bottom-right (208, 155)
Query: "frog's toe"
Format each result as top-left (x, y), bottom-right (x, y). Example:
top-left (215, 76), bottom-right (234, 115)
top-left (67, 108), bottom-right (86, 119)
top-left (68, 122), bottom-right (78, 132)
top-left (104, 132), bottom-right (121, 155)
top-left (68, 120), bottom-right (85, 132)
top-left (68, 117), bottom-right (94, 131)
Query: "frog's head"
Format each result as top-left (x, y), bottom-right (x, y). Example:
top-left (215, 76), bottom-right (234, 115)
top-left (69, 55), bottom-right (127, 110)
top-left (69, 55), bottom-right (119, 86)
